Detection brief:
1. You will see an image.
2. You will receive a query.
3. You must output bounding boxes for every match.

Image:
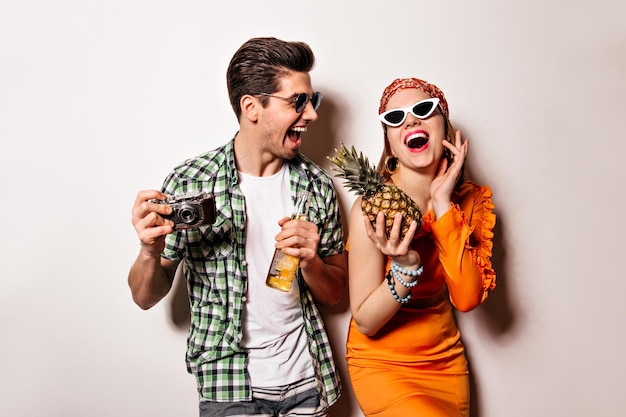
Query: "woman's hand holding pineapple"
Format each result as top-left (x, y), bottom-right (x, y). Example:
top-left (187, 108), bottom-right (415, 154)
top-left (363, 209), bottom-right (421, 271)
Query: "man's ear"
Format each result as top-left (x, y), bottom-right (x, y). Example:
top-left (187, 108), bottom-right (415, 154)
top-left (240, 95), bottom-right (259, 122)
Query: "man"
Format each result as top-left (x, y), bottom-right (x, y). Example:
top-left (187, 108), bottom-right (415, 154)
top-left (128, 37), bottom-right (346, 417)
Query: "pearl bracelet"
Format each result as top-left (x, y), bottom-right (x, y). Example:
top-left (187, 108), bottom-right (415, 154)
top-left (386, 270), bottom-right (411, 304)
top-left (391, 260), bottom-right (424, 277)
top-left (391, 268), bottom-right (419, 288)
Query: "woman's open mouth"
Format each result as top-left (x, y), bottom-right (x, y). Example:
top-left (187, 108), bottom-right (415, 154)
top-left (405, 133), bottom-right (429, 150)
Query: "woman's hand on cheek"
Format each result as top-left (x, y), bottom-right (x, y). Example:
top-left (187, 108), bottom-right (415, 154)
top-left (430, 130), bottom-right (468, 217)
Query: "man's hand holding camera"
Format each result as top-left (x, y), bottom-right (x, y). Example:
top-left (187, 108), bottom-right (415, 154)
top-left (132, 190), bottom-right (217, 256)
top-left (132, 190), bottom-right (175, 256)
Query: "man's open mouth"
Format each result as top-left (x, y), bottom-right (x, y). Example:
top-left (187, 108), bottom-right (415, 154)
top-left (287, 126), bottom-right (306, 143)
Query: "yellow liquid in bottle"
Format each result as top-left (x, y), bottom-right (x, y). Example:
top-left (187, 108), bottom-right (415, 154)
top-left (265, 252), bottom-right (300, 291)
top-left (265, 213), bottom-right (307, 292)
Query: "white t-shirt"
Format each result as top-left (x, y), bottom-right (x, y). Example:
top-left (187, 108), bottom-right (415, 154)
top-left (238, 164), bottom-right (313, 387)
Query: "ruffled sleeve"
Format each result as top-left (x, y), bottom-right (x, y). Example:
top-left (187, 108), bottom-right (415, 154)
top-left (430, 181), bottom-right (496, 311)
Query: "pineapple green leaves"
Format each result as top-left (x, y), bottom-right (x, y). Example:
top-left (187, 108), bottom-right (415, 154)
top-left (328, 144), bottom-right (422, 239)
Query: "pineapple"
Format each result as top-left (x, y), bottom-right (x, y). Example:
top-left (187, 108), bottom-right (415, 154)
top-left (329, 144), bottom-right (422, 239)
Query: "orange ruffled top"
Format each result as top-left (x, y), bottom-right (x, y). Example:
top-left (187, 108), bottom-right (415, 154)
top-left (345, 182), bottom-right (496, 416)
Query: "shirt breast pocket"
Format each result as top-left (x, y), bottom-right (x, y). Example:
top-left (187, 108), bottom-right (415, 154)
top-left (179, 180), bottom-right (235, 260)
top-left (200, 203), bottom-right (235, 259)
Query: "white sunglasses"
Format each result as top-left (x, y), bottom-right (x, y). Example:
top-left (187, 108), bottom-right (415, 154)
top-left (378, 98), bottom-right (440, 127)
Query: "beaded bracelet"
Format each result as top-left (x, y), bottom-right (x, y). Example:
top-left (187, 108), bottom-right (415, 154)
top-left (386, 270), bottom-right (411, 304)
top-left (391, 268), bottom-right (418, 288)
top-left (391, 260), bottom-right (424, 277)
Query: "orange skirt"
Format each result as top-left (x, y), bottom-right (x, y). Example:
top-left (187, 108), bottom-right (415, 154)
top-left (346, 294), bottom-right (469, 417)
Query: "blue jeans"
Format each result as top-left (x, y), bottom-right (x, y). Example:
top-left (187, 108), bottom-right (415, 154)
top-left (198, 377), bottom-right (327, 417)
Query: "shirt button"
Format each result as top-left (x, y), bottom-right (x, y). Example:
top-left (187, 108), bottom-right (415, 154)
top-left (242, 296), bottom-right (248, 302)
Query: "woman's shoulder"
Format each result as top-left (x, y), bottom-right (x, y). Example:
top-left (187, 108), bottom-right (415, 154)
top-left (451, 181), bottom-right (495, 228)
top-left (454, 181), bottom-right (493, 204)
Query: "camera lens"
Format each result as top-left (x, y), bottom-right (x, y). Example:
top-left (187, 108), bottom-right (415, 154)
top-left (176, 203), bottom-right (199, 224)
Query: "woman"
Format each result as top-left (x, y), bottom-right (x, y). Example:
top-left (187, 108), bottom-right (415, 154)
top-left (345, 78), bottom-right (496, 416)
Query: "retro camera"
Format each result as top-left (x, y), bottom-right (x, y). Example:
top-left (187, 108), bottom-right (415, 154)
top-left (152, 192), bottom-right (216, 230)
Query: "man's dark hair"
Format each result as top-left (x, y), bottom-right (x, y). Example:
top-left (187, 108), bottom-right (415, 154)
top-left (226, 37), bottom-right (316, 119)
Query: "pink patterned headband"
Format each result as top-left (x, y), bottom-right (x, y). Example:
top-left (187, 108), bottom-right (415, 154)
top-left (379, 77), bottom-right (449, 118)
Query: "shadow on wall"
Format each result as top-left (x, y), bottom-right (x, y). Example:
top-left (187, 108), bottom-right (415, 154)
top-left (299, 89), bottom-right (344, 169)
top-left (305, 92), bottom-right (358, 416)
top-left (466, 210), bottom-right (515, 417)
top-left (453, 120), bottom-right (516, 338)
top-left (478, 212), bottom-right (514, 334)
top-left (168, 266), bottom-right (191, 330)
top-left (457, 136), bottom-right (516, 416)
top-left (301, 87), bottom-right (352, 240)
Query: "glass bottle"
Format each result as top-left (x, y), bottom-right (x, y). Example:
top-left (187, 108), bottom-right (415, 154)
top-left (265, 191), bottom-right (311, 292)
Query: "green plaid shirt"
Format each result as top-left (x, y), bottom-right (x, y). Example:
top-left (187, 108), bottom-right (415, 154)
top-left (160, 138), bottom-right (344, 408)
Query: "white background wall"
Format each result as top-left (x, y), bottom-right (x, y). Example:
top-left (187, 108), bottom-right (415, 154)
top-left (1, 1), bottom-right (625, 416)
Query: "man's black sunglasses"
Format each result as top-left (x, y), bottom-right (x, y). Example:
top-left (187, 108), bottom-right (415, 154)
top-left (258, 92), bottom-right (322, 113)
